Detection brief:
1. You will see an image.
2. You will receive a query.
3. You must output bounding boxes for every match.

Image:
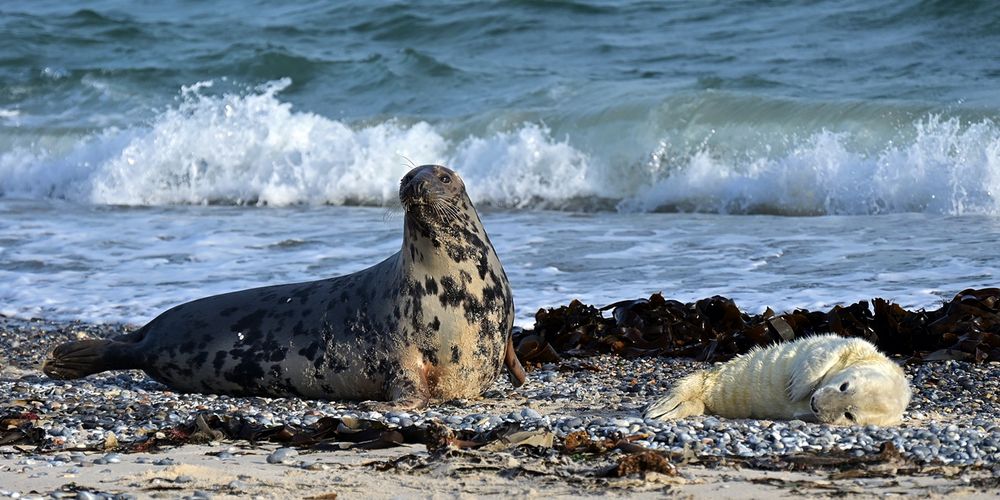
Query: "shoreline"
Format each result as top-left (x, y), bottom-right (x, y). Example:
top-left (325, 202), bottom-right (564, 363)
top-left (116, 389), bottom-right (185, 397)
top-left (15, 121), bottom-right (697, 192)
top-left (1, 316), bottom-right (998, 498)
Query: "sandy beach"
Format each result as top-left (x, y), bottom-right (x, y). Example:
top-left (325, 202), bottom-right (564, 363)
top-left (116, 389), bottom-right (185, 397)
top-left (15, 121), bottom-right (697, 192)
top-left (2, 316), bottom-right (997, 499)
top-left (3, 442), bottom-right (998, 499)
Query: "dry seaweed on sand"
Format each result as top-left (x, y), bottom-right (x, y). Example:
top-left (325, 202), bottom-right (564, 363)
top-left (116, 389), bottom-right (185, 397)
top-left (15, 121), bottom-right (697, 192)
top-left (514, 288), bottom-right (1000, 365)
top-left (0, 410), bottom-right (45, 447)
top-left (6, 409), bottom-right (987, 477)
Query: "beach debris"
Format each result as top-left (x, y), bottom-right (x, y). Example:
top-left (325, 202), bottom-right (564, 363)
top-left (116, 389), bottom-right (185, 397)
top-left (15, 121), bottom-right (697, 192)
top-left (783, 441), bottom-right (904, 470)
top-left (102, 432), bottom-right (119, 450)
top-left (480, 429), bottom-right (555, 452)
top-left (560, 431), bottom-right (647, 456)
top-left (105, 414), bottom-right (560, 456)
top-left (605, 450), bottom-right (677, 478)
top-left (515, 288), bottom-right (1000, 364)
top-left (0, 411), bottom-right (44, 447)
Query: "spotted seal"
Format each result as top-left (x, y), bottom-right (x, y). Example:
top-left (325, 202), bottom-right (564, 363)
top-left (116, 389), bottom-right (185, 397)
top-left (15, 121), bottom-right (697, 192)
top-left (643, 334), bottom-right (911, 425)
top-left (44, 165), bottom-right (526, 407)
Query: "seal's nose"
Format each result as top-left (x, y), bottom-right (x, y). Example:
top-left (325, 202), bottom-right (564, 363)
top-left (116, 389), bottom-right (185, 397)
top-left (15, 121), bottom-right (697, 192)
top-left (400, 175), bottom-right (429, 202)
top-left (412, 179), bottom-right (428, 195)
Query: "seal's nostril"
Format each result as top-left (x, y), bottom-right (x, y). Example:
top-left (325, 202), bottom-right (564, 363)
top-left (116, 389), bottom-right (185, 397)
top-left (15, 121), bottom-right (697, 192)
top-left (399, 178), bottom-right (430, 204)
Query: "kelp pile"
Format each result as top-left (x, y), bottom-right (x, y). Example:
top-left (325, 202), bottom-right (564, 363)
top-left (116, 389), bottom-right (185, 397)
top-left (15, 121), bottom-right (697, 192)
top-left (514, 288), bottom-right (1000, 364)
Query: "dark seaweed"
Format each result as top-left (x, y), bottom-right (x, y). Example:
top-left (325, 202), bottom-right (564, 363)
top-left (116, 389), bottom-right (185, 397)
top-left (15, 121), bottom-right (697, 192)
top-left (513, 288), bottom-right (1000, 365)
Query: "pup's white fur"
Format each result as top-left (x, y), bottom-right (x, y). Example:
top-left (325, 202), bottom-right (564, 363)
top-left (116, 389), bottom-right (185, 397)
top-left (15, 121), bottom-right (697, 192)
top-left (644, 334), bottom-right (911, 425)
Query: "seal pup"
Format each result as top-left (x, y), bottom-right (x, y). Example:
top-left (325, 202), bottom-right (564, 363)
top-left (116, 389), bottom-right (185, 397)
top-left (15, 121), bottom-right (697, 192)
top-left (643, 334), bottom-right (911, 425)
top-left (44, 165), bottom-right (525, 407)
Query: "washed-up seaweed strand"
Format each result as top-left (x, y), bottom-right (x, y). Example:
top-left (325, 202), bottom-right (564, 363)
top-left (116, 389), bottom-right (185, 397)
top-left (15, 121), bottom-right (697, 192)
top-left (513, 288), bottom-right (1000, 364)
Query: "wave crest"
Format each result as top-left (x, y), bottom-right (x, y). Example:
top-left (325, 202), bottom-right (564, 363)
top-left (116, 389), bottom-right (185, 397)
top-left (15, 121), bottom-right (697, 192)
top-left (624, 116), bottom-right (1000, 215)
top-left (2, 80), bottom-right (1000, 216)
top-left (1, 79), bottom-right (597, 208)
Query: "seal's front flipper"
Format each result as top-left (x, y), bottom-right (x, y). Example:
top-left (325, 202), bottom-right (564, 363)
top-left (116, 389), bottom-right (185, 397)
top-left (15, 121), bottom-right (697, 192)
top-left (504, 335), bottom-right (527, 387)
top-left (379, 368), bottom-right (431, 411)
top-left (42, 340), bottom-right (137, 379)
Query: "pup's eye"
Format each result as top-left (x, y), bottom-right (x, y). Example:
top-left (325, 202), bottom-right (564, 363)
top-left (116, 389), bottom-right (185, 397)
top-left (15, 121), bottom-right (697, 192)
top-left (402, 174), bottom-right (414, 184)
top-left (844, 412), bottom-right (855, 421)
top-left (839, 382), bottom-right (850, 392)
top-left (439, 175), bottom-right (451, 183)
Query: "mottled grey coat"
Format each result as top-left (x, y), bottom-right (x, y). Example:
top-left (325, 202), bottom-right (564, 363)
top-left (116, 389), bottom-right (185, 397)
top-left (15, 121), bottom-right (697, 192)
top-left (44, 165), bottom-right (519, 404)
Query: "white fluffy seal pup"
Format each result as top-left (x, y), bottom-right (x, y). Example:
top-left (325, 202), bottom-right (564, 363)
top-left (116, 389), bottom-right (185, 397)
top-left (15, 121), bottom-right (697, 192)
top-left (644, 334), bottom-right (911, 426)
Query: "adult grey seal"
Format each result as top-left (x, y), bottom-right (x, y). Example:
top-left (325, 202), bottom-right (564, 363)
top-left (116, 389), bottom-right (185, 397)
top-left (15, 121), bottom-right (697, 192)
top-left (44, 164), bottom-right (526, 407)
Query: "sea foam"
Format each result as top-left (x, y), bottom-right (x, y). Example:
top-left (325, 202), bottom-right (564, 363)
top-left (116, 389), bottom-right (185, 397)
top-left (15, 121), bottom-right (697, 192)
top-left (1, 79), bottom-right (599, 208)
top-left (624, 116), bottom-right (1000, 215)
top-left (2, 79), bottom-right (999, 215)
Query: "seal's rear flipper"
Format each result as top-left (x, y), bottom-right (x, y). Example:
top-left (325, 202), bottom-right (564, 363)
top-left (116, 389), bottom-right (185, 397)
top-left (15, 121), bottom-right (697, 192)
top-left (644, 398), bottom-right (706, 420)
top-left (42, 340), bottom-right (137, 379)
top-left (504, 336), bottom-right (527, 387)
top-left (643, 371), bottom-right (709, 421)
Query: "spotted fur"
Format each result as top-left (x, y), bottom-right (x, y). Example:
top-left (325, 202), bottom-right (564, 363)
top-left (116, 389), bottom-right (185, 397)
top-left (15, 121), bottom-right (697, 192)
top-left (43, 165), bottom-right (520, 405)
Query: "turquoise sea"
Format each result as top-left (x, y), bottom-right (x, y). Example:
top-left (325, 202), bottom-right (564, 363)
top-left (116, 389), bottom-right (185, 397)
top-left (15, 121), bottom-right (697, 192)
top-left (1, 1), bottom-right (999, 324)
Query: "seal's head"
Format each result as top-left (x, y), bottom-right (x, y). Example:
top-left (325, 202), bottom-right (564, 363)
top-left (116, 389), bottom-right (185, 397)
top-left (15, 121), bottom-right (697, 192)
top-left (399, 164), bottom-right (470, 229)
top-left (809, 363), bottom-right (911, 426)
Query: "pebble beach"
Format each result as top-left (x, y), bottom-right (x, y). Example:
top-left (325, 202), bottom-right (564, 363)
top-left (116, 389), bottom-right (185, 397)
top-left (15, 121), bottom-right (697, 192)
top-left (2, 316), bottom-right (998, 498)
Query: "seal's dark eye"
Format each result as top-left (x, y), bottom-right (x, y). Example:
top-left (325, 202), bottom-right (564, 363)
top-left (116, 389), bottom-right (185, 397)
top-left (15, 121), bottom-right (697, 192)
top-left (402, 174), bottom-right (413, 184)
top-left (844, 412), bottom-right (855, 421)
top-left (839, 382), bottom-right (850, 392)
top-left (439, 174), bottom-right (451, 183)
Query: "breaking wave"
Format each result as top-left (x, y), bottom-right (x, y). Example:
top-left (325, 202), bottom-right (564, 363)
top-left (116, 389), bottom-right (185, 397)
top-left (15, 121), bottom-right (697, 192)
top-left (2, 79), bottom-right (999, 215)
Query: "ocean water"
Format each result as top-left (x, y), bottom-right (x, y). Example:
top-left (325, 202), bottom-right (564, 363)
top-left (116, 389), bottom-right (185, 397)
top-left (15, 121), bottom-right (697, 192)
top-left (1, 1), bottom-right (999, 325)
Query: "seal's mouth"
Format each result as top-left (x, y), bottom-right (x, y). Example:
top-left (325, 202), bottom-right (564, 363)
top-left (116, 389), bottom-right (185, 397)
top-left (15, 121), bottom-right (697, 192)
top-left (399, 185), bottom-right (454, 228)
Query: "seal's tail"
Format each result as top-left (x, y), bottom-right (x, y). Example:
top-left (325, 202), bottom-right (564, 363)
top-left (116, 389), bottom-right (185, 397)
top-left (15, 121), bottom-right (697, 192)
top-left (42, 339), bottom-right (139, 379)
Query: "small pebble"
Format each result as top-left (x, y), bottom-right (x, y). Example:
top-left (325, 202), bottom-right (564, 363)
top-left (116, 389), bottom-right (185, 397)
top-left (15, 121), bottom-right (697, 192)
top-left (522, 408), bottom-right (542, 419)
top-left (228, 480), bottom-right (249, 492)
top-left (266, 448), bottom-right (298, 464)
